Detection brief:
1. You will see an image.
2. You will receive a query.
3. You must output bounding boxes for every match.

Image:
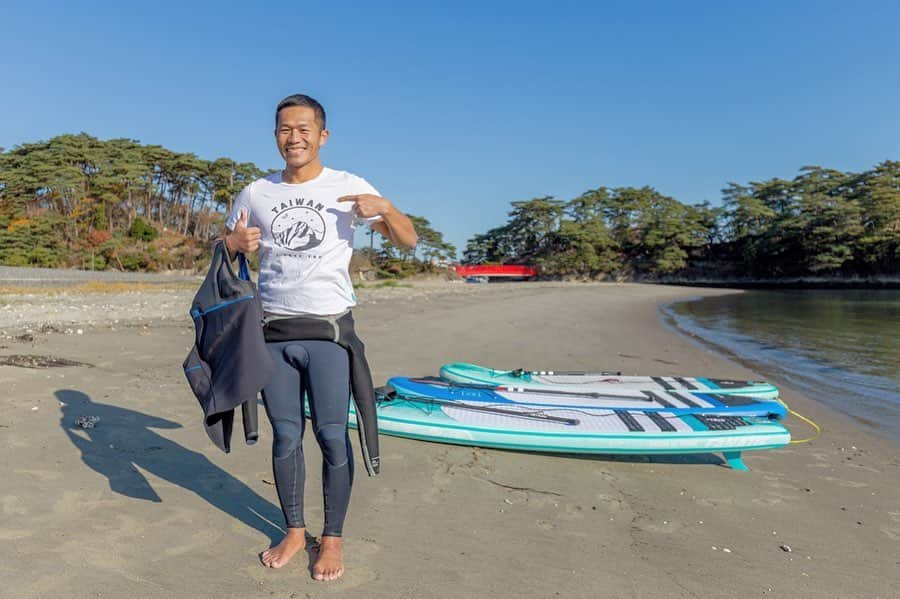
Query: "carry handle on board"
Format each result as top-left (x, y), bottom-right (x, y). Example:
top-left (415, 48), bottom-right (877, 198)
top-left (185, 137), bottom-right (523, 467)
top-left (376, 385), bottom-right (580, 426)
top-left (408, 377), bottom-right (652, 402)
top-left (511, 368), bottom-right (622, 377)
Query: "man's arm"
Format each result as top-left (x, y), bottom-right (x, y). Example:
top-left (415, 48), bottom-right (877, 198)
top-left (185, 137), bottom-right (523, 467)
top-left (337, 194), bottom-right (418, 249)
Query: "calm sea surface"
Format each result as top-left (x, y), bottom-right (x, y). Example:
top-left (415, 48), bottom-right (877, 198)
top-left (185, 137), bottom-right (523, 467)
top-left (661, 290), bottom-right (900, 441)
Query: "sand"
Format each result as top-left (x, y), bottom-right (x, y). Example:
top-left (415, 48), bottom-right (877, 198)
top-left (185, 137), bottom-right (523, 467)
top-left (1, 281), bottom-right (898, 599)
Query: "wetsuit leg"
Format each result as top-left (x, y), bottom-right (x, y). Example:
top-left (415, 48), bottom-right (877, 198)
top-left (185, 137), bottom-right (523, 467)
top-left (301, 340), bottom-right (353, 537)
top-left (261, 341), bottom-right (308, 529)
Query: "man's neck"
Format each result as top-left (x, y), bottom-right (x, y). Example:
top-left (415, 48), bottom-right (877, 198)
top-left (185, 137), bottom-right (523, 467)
top-left (282, 161), bottom-right (325, 184)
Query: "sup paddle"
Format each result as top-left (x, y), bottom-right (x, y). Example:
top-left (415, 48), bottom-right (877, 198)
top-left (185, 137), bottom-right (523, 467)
top-left (406, 377), bottom-right (653, 402)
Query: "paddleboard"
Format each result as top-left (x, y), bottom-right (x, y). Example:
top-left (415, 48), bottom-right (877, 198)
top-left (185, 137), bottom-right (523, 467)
top-left (440, 362), bottom-right (780, 401)
top-left (389, 376), bottom-right (787, 419)
top-left (353, 383), bottom-right (790, 470)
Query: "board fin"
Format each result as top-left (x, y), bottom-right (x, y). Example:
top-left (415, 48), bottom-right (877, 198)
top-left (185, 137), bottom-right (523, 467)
top-left (722, 451), bottom-right (748, 471)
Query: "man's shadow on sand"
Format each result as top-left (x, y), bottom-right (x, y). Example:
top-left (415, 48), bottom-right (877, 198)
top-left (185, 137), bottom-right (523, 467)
top-left (56, 388), bottom-right (285, 544)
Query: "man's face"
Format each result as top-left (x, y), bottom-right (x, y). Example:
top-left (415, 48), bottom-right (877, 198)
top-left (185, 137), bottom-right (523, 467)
top-left (274, 105), bottom-right (329, 169)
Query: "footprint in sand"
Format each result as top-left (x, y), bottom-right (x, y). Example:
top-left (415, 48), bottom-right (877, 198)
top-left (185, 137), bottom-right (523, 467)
top-left (695, 496), bottom-right (735, 508)
top-left (880, 528), bottom-right (900, 542)
top-left (422, 469), bottom-right (452, 505)
top-left (331, 537), bottom-right (381, 588)
top-left (0, 529), bottom-right (33, 540)
top-left (631, 516), bottom-right (683, 534)
top-left (844, 462), bottom-right (881, 474)
top-left (761, 476), bottom-right (804, 493)
top-left (422, 448), bottom-right (494, 504)
top-left (163, 527), bottom-right (223, 558)
top-left (556, 504), bottom-right (588, 522)
top-left (536, 520), bottom-right (556, 531)
top-left (374, 487), bottom-right (399, 505)
top-left (594, 493), bottom-right (626, 512)
top-left (13, 468), bottom-right (63, 482)
top-left (819, 476), bottom-right (868, 488)
top-left (752, 496), bottom-right (788, 507)
top-left (593, 469), bottom-right (618, 484)
top-left (2, 495), bottom-right (28, 516)
top-left (805, 462), bottom-right (833, 470)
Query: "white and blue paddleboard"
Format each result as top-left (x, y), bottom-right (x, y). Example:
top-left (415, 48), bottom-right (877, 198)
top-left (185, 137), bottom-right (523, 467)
top-left (390, 377), bottom-right (787, 420)
top-left (348, 378), bottom-right (790, 470)
top-left (440, 362), bottom-right (780, 401)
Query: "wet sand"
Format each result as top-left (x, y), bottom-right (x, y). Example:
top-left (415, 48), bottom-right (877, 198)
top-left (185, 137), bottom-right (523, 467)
top-left (1, 281), bottom-right (898, 598)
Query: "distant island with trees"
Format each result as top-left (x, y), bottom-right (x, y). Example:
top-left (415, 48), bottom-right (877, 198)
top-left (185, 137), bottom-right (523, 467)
top-left (1, 133), bottom-right (897, 284)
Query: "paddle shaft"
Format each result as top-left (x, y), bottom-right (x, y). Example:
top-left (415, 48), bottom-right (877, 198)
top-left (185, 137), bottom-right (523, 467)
top-left (378, 389), bottom-right (579, 426)
top-left (408, 377), bottom-right (651, 402)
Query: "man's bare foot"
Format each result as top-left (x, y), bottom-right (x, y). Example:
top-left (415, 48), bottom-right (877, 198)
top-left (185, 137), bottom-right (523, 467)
top-left (312, 535), bottom-right (344, 581)
top-left (261, 527), bottom-right (306, 568)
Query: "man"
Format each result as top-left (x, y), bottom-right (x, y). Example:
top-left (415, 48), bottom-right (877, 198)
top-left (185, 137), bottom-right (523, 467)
top-left (224, 94), bottom-right (417, 581)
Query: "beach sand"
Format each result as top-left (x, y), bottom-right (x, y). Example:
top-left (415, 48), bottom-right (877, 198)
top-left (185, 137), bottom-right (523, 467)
top-left (1, 281), bottom-right (898, 598)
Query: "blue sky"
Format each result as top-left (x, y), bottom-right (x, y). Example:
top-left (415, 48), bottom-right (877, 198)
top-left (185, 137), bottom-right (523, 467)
top-left (3, 1), bottom-right (899, 254)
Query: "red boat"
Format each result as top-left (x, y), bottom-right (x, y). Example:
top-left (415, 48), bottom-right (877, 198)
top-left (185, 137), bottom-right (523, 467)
top-left (454, 264), bottom-right (538, 281)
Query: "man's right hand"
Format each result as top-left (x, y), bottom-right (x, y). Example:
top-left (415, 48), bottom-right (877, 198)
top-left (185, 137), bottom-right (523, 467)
top-left (225, 209), bottom-right (261, 256)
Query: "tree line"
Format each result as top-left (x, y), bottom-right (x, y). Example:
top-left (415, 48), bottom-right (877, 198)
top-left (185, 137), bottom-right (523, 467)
top-left (2, 133), bottom-right (895, 279)
top-left (463, 163), bottom-right (899, 279)
top-left (0, 133), bottom-right (455, 272)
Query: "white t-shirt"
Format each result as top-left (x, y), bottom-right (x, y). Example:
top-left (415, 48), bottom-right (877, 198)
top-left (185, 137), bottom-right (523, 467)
top-left (225, 168), bottom-right (381, 315)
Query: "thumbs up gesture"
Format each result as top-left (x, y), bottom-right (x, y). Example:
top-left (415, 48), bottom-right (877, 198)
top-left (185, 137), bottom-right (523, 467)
top-left (225, 209), bottom-right (261, 256)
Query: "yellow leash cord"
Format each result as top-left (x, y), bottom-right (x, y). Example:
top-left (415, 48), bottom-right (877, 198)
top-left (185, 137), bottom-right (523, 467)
top-left (777, 398), bottom-right (822, 444)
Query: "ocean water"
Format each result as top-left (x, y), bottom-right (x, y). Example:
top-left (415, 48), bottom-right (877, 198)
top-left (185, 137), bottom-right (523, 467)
top-left (661, 290), bottom-right (900, 441)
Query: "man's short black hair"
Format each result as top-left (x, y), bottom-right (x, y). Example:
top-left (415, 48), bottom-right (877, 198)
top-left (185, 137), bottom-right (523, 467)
top-left (275, 94), bottom-right (326, 130)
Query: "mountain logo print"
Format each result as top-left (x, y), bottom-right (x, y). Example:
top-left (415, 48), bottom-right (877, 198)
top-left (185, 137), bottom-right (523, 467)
top-left (271, 206), bottom-right (326, 251)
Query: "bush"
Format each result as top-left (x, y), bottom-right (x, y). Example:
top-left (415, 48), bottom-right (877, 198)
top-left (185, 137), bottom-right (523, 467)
top-left (87, 229), bottom-right (112, 247)
top-left (0, 251), bottom-right (29, 267)
top-left (117, 248), bottom-right (152, 271)
top-left (80, 252), bottom-right (108, 270)
top-left (28, 247), bottom-right (59, 268)
top-left (129, 218), bottom-right (159, 241)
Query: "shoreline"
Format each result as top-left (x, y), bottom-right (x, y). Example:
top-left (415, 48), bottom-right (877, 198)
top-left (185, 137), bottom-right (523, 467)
top-left (2, 281), bottom-right (899, 597)
top-left (4, 263), bottom-right (899, 290)
top-left (658, 292), bottom-right (900, 445)
top-left (656, 278), bottom-right (900, 290)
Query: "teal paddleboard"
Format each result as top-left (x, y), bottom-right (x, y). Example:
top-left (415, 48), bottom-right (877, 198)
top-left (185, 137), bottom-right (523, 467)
top-left (440, 362), bottom-right (780, 401)
top-left (341, 380), bottom-right (791, 470)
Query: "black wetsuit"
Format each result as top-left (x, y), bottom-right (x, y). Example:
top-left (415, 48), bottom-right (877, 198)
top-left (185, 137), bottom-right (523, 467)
top-left (262, 339), bottom-right (353, 536)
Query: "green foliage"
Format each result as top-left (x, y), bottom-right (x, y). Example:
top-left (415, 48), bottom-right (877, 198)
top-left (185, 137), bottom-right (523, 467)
top-left (408, 215), bottom-right (457, 264)
top-left (851, 161), bottom-right (900, 271)
top-left (3, 132), bottom-right (896, 279)
top-left (27, 247), bottom-right (59, 268)
top-left (129, 217), bottom-right (158, 241)
top-left (0, 212), bottom-right (65, 267)
top-left (365, 214), bottom-right (456, 277)
top-left (464, 163), bottom-right (900, 279)
top-left (0, 133), bottom-right (265, 271)
top-left (117, 247), bottom-right (152, 271)
top-left (536, 192), bottom-right (622, 277)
